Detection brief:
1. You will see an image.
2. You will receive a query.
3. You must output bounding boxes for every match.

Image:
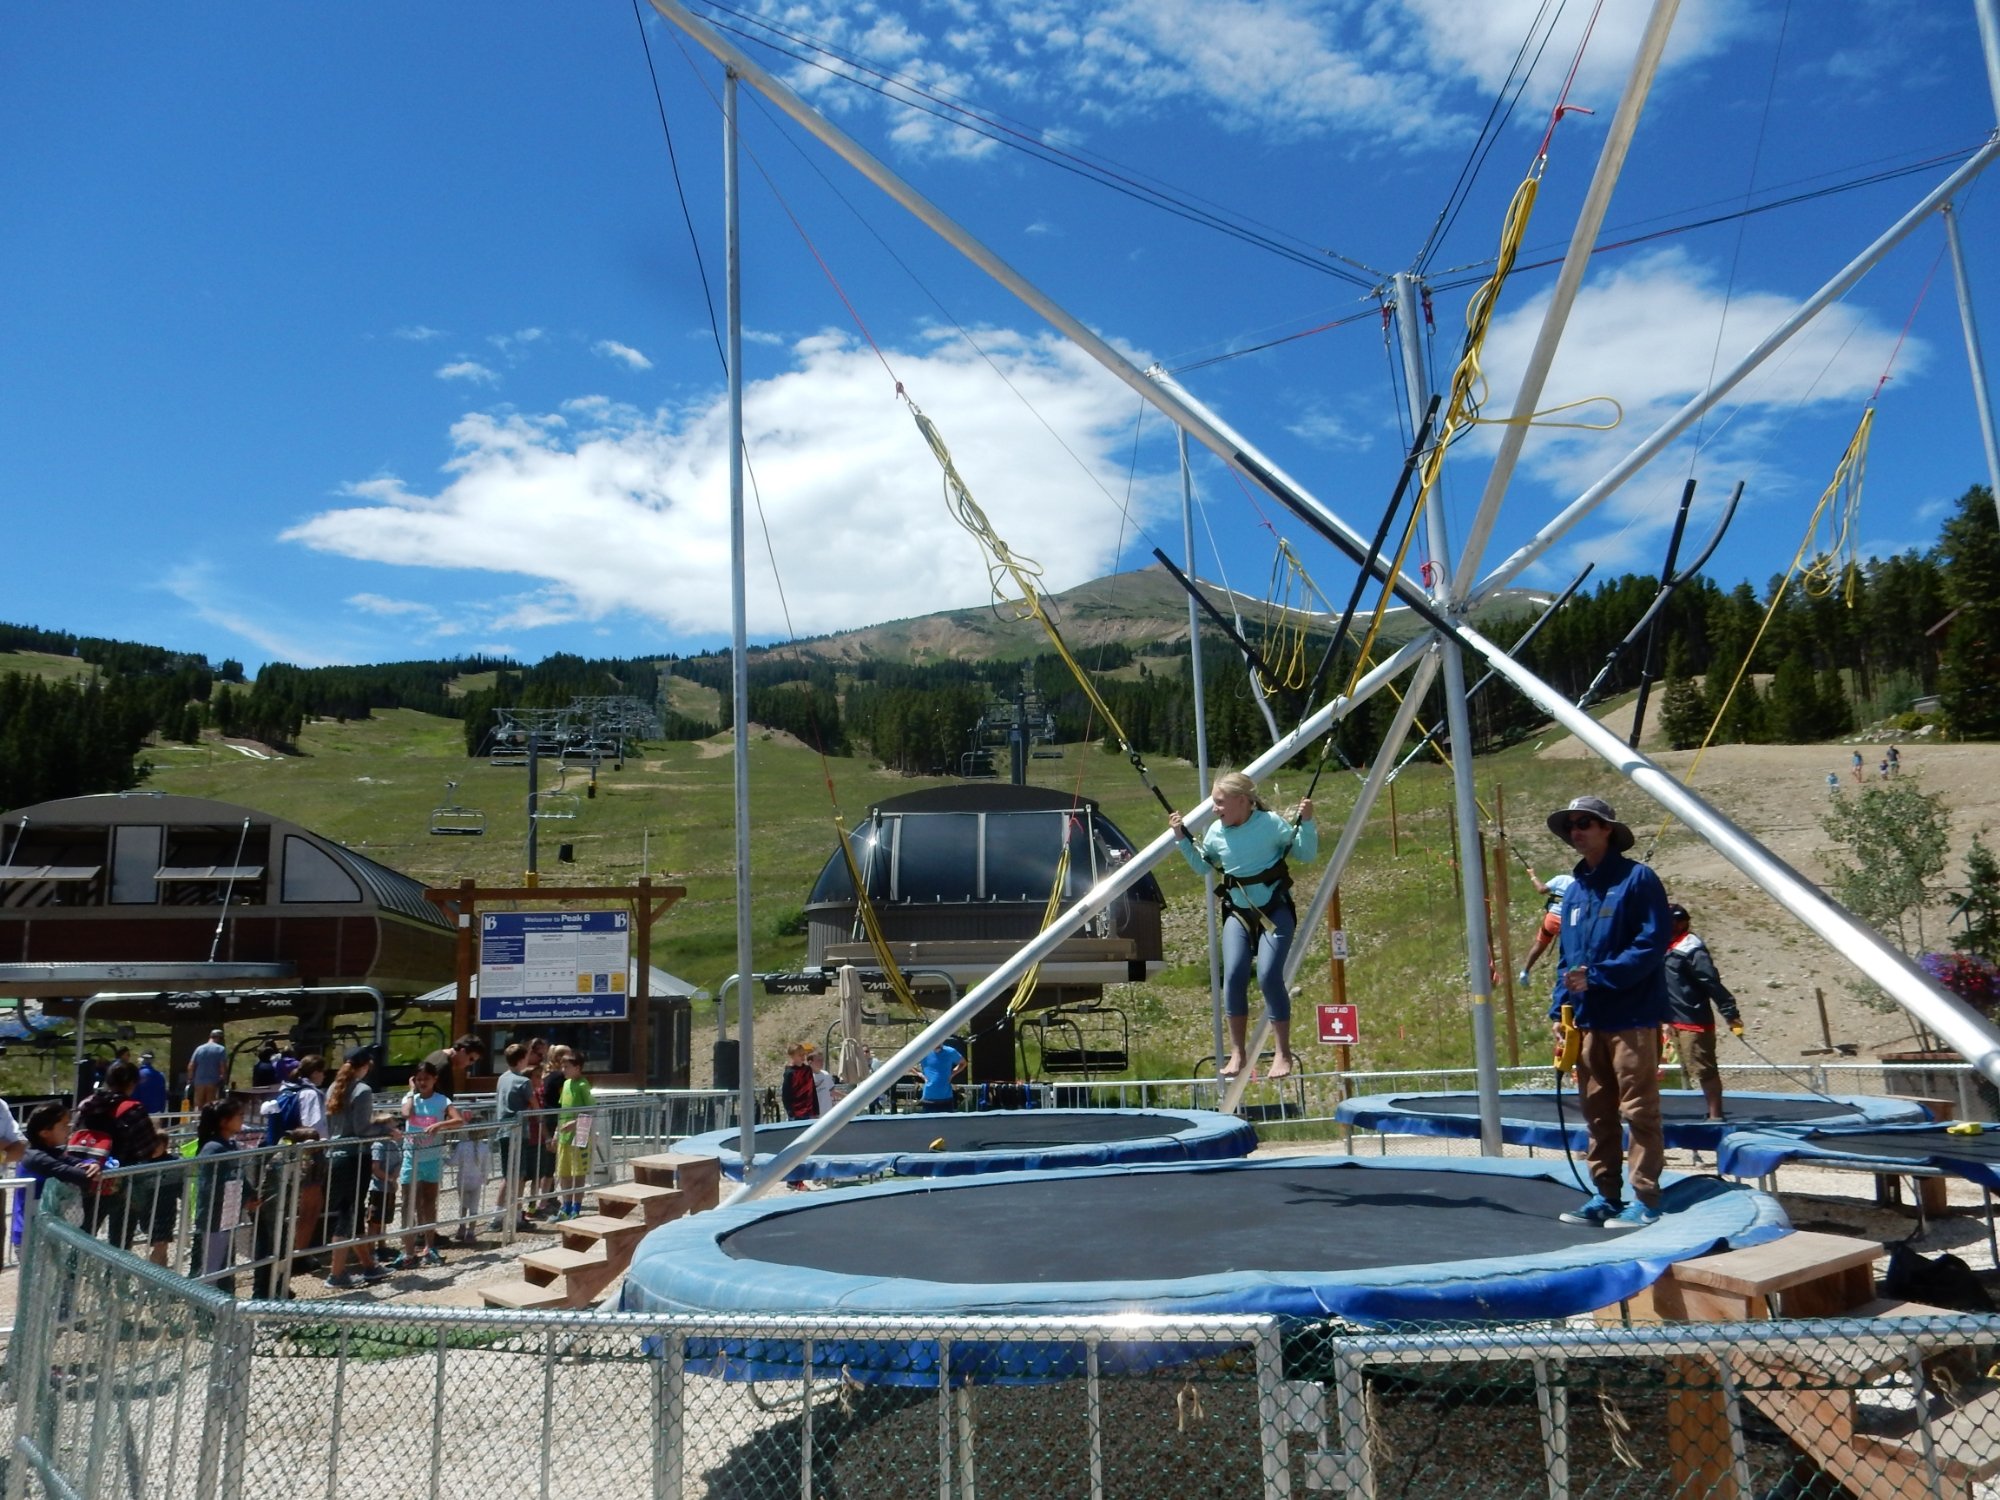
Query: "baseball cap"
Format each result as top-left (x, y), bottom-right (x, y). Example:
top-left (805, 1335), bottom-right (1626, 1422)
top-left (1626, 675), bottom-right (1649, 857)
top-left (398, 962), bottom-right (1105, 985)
top-left (344, 1044), bottom-right (378, 1066)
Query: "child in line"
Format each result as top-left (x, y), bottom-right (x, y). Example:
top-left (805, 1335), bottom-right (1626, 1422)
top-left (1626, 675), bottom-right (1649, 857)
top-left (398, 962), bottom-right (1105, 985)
top-left (399, 1061), bottom-right (465, 1266)
top-left (450, 1129), bottom-right (491, 1246)
top-left (553, 1051), bottom-right (596, 1219)
top-left (20, 1103), bottom-right (101, 1204)
top-left (367, 1126), bottom-right (402, 1268)
top-left (194, 1099), bottom-right (259, 1292)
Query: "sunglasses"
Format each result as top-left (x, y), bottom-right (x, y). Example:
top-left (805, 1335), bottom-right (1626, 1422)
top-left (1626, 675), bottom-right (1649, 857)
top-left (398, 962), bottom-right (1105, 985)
top-left (1565, 816), bottom-right (1604, 832)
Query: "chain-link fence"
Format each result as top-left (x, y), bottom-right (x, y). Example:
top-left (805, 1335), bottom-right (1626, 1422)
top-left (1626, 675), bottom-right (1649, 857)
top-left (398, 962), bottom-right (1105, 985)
top-left (8, 1205), bottom-right (2000, 1499)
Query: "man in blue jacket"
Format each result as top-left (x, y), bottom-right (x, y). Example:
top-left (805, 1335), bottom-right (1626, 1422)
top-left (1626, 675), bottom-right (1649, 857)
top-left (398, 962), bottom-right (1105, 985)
top-left (1545, 795), bottom-right (1672, 1229)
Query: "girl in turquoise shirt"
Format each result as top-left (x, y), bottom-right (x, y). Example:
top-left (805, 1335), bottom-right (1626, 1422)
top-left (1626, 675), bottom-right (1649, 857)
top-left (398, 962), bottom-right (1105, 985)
top-left (1170, 771), bottom-right (1317, 1080)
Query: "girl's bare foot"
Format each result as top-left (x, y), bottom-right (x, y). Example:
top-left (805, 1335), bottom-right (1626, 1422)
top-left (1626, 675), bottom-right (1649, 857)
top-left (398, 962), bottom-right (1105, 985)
top-left (1267, 1054), bottom-right (1294, 1080)
top-left (1220, 1053), bottom-right (1245, 1078)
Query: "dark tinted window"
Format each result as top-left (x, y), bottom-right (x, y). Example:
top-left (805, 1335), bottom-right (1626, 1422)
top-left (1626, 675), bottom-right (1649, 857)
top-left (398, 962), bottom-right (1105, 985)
top-left (983, 812), bottom-right (1072, 901)
top-left (808, 821), bottom-right (891, 904)
top-left (895, 813), bottom-right (979, 901)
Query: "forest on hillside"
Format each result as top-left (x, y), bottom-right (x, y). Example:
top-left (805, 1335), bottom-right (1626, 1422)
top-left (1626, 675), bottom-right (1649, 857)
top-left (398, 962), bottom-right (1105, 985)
top-left (1, 484), bottom-right (1995, 810)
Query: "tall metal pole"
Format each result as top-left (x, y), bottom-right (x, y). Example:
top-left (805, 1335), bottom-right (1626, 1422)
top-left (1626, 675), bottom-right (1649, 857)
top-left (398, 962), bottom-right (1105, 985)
top-left (1451, 0), bottom-right (1681, 595)
top-left (1390, 273), bottom-right (1503, 1155)
top-left (1472, 137), bottom-right (2000, 602)
top-left (1180, 430), bottom-right (1226, 1072)
top-left (1977, 0), bottom-right (2000, 120)
top-left (1941, 202), bottom-right (2000, 528)
top-left (725, 72), bottom-right (758, 1164)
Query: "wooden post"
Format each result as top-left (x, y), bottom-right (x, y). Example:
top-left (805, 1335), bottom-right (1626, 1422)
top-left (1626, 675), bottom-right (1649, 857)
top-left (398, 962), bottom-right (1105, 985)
top-left (634, 875), bottom-right (653, 1085)
top-left (452, 876), bottom-right (476, 1044)
top-left (1328, 885), bottom-right (1351, 1077)
top-left (1814, 987), bottom-right (1833, 1051)
top-left (1491, 787), bottom-right (1519, 1067)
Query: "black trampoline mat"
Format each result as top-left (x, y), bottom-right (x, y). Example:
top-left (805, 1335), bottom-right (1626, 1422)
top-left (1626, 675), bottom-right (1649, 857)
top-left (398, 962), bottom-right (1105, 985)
top-left (720, 1166), bottom-right (1602, 1284)
top-left (750, 1111), bottom-right (1201, 1156)
top-left (1802, 1128), bottom-right (2000, 1166)
top-left (1393, 1091), bottom-right (1870, 1128)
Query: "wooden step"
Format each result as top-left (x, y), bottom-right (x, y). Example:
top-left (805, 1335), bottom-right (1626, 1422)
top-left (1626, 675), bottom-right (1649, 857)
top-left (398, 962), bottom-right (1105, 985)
top-left (521, 1244), bottom-right (619, 1307)
top-left (559, 1213), bottom-right (649, 1264)
top-left (630, 1152), bottom-right (721, 1210)
top-left (592, 1181), bottom-right (686, 1228)
top-left (1742, 1298), bottom-right (1964, 1387)
top-left (1652, 1231), bottom-right (1883, 1320)
top-left (1857, 1386), bottom-right (2000, 1483)
top-left (478, 1280), bottom-right (569, 1311)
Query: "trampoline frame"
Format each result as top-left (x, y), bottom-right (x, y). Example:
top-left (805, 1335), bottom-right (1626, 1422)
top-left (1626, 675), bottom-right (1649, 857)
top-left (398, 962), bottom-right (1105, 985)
top-left (679, 1106), bottom-right (1259, 1182)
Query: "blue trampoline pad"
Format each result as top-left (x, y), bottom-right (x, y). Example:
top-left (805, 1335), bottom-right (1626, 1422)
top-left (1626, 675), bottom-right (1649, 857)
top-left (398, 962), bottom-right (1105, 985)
top-left (1337, 1089), bottom-right (1930, 1152)
top-left (680, 1107), bottom-right (1258, 1182)
top-left (1718, 1122), bottom-right (2000, 1192)
top-left (619, 1154), bottom-right (1790, 1382)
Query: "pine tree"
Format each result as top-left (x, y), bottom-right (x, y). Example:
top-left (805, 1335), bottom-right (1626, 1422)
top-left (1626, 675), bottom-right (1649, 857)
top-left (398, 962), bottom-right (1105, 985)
top-left (1950, 835), bottom-right (2000, 963)
top-left (1936, 484), bottom-right (2000, 738)
top-left (1657, 640), bottom-right (1708, 750)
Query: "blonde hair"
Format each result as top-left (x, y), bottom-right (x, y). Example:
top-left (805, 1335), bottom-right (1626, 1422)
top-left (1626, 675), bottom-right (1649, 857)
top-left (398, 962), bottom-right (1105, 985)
top-left (1211, 771), bottom-right (1269, 812)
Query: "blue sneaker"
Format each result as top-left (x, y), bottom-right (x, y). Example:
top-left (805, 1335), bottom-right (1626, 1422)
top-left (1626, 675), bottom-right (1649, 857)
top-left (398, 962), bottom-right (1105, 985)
top-left (1605, 1200), bottom-right (1661, 1230)
top-left (1559, 1194), bottom-right (1621, 1227)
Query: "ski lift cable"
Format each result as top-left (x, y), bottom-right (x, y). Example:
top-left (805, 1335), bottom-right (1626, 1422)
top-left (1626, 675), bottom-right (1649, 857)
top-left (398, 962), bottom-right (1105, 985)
top-left (690, 0), bottom-right (1386, 286)
top-left (1410, 0), bottom-right (1568, 275)
top-left (1685, 0), bottom-right (1796, 480)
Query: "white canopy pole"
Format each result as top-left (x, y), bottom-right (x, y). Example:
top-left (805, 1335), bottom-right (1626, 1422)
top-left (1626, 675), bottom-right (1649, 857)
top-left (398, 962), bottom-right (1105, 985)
top-left (1470, 137), bottom-right (2000, 603)
top-left (1941, 201), bottom-right (2000, 527)
top-left (728, 635), bottom-right (1432, 1202)
top-left (1450, 0), bottom-right (1681, 595)
top-left (1460, 623), bottom-right (2000, 1085)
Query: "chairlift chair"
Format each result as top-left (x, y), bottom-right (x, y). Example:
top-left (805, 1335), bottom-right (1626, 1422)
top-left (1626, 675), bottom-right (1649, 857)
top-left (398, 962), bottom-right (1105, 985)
top-left (533, 770), bottom-right (583, 822)
top-left (1027, 1003), bottom-right (1130, 1080)
top-left (429, 779), bottom-right (487, 837)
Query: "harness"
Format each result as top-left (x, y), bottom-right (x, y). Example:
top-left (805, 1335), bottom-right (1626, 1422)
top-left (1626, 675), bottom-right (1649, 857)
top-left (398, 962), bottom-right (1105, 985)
top-left (1213, 857), bottom-right (1297, 942)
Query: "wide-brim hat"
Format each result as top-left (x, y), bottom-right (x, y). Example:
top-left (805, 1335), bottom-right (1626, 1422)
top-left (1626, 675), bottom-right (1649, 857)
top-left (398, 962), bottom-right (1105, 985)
top-left (1546, 795), bottom-right (1635, 854)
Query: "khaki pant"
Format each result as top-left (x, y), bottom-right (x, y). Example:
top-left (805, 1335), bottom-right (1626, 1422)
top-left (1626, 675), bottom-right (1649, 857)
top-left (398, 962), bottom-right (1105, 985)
top-left (1669, 1026), bottom-right (1721, 1099)
top-left (1576, 1026), bottom-right (1663, 1209)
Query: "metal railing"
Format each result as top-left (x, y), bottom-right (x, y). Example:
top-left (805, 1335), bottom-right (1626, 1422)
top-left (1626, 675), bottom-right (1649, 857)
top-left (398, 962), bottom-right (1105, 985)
top-left (8, 1209), bottom-right (2000, 1500)
top-left (2, 1089), bottom-right (736, 1304)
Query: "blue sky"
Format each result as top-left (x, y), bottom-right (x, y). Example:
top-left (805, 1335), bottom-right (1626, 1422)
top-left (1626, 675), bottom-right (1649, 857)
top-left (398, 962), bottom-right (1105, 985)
top-left (3, 2), bottom-right (1997, 670)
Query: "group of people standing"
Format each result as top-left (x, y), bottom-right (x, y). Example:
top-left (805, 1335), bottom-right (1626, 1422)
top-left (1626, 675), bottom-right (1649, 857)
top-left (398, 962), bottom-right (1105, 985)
top-left (15, 1030), bottom-right (605, 1293)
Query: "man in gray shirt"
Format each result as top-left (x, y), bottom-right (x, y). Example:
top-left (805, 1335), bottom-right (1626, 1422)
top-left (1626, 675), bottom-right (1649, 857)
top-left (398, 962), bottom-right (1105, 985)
top-left (187, 1029), bottom-right (229, 1109)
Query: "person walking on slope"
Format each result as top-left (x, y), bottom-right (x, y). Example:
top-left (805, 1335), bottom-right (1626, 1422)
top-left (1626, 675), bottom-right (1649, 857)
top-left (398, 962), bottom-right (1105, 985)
top-left (1516, 872), bottom-right (1575, 985)
top-left (1170, 771), bottom-right (1319, 1081)
top-left (1663, 902), bottom-right (1745, 1122)
top-left (1544, 796), bottom-right (1672, 1230)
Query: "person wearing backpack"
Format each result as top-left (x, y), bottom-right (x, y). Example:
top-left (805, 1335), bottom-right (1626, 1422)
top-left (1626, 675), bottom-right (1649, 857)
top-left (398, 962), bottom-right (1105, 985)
top-left (72, 1060), bottom-right (175, 1266)
top-left (253, 1054), bottom-right (326, 1296)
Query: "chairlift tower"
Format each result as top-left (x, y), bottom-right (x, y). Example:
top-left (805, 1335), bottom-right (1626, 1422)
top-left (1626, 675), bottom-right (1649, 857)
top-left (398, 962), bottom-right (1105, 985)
top-left (967, 670), bottom-right (1061, 785)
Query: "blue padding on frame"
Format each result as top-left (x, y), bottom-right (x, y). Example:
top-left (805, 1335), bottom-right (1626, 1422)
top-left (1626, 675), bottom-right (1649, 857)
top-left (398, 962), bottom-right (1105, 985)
top-left (619, 1154), bottom-right (1789, 1384)
top-left (1336, 1089), bottom-right (1929, 1152)
top-left (681, 1107), bottom-right (1259, 1182)
top-left (1718, 1122), bottom-right (2000, 1191)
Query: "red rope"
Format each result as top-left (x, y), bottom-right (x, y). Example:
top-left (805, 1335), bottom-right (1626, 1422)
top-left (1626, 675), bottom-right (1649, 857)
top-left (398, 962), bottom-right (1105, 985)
top-left (1536, 0), bottom-right (1606, 161)
top-left (1870, 235), bottom-right (1950, 405)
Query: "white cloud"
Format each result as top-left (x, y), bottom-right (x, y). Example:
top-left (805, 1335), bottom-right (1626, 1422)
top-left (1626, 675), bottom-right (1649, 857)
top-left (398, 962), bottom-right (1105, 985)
top-left (393, 324), bottom-right (444, 341)
top-left (347, 593), bottom-right (437, 619)
top-left (285, 328), bottom-right (1168, 639)
top-left (593, 339), bottom-right (655, 371)
top-left (489, 328), bottom-right (545, 355)
top-left (732, 0), bottom-right (1744, 159)
top-left (437, 360), bottom-right (499, 384)
top-left (1463, 248), bottom-right (1924, 579)
top-left (1286, 404), bottom-right (1376, 452)
top-left (161, 563), bottom-right (339, 667)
